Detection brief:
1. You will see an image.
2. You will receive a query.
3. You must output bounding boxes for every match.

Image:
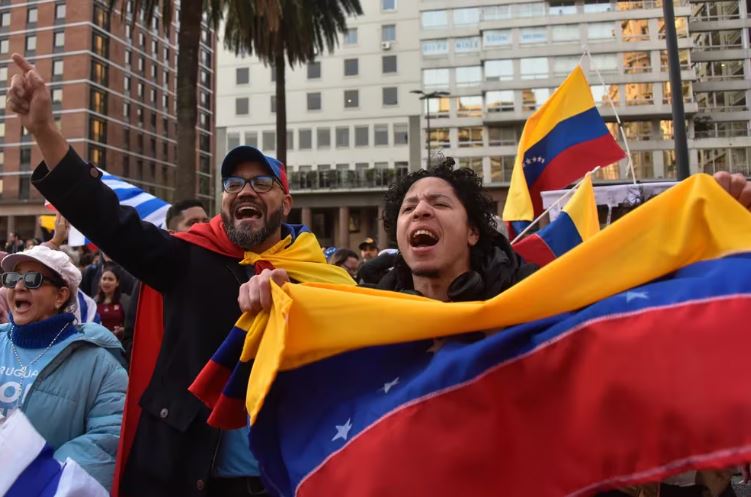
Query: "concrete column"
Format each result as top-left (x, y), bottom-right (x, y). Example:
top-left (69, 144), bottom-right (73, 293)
top-left (6, 215), bottom-right (16, 240)
top-left (34, 216), bottom-right (43, 240)
top-left (301, 207), bottom-right (313, 229)
top-left (377, 206), bottom-right (388, 250)
top-left (337, 206), bottom-right (350, 249)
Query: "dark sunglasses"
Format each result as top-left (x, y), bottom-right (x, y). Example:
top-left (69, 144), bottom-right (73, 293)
top-left (1, 271), bottom-right (64, 290)
top-left (222, 175), bottom-right (279, 194)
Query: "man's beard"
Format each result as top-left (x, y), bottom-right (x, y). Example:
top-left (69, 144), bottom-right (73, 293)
top-left (411, 268), bottom-right (441, 279)
top-left (222, 206), bottom-right (284, 251)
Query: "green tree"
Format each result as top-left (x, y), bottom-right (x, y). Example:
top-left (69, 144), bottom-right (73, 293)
top-left (223, 0), bottom-right (362, 166)
top-left (107, 0), bottom-right (284, 201)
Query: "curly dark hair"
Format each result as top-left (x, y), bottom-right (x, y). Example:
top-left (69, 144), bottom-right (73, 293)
top-left (382, 158), bottom-right (501, 257)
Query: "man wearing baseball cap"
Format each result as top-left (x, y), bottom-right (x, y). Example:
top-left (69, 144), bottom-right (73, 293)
top-left (358, 237), bottom-right (379, 263)
top-left (7, 53), bottom-right (353, 497)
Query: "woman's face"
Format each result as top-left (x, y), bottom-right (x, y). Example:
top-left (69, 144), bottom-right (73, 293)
top-left (99, 270), bottom-right (119, 295)
top-left (7, 260), bottom-right (70, 326)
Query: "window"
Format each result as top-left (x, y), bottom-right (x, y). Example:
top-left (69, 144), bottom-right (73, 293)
top-left (91, 61), bottom-right (108, 85)
top-left (522, 88), bottom-right (551, 110)
top-left (553, 56), bottom-right (579, 76)
top-left (423, 68), bottom-right (449, 88)
top-left (421, 10), bottom-right (448, 29)
top-left (307, 61), bottom-right (321, 79)
top-left (374, 124), bottom-right (389, 146)
top-left (245, 131), bottom-right (258, 147)
top-left (137, 82), bottom-right (144, 97)
top-left (125, 50), bottom-right (131, 66)
top-left (552, 25), bottom-right (579, 42)
top-left (429, 128), bottom-right (450, 148)
top-left (590, 53), bottom-right (618, 73)
top-left (343, 28), bottom-right (357, 45)
top-left (520, 27), bottom-right (547, 44)
top-left (90, 117), bottom-right (107, 142)
top-left (355, 126), bottom-right (369, 147)
top-left (123, 102), bottom-right (130, 117)
top-left (235, 97), bottom-right (249, 115)
top-left (317, 128), bottom-right (331, 148)
top-left (588, 22), bottom-right (615, 40)
top-left (482, 5), bottom-right (510, 20)
top-left (26, 35), bottom-right (37, 52)
top-left (422, 39), bottom-right (448, 56)
top-left (1, 12), bottom-right (10, 27)
top-left (520, 58), bottom-right (549, 79)
top-left (453, 8), bottom-right (480, 25)
top-left (426, 96), bottom-right (451, 117)
top-left (382, 55), bottom-right (397, 74)
top-left (382, 25), bottom-right (396, 42)
top-left (483, 30), bottom-right (511, 47)
top-left (27, 8), bottom-right (38, 23)
top-left (549, 1), bottom-right (576, 15)
top-left (51, 88), bottom-right (63, 105)
top-left (485, 60), bottom-right (513, 81)
top-left (344, 89), bottom-right (359, 108)
top-left (53, 31), bottom-right (65, 49)
top-left (123, 76), bottom-right (131, 91)
top-left (584, 0), bottom-right (612, 13)
top-left (456, 66), bottom-right (482, 87)
top-left (625, 83), bottom-right (653, 105)
top-left (623, 52), bottom-right (651, 74)
top-left (52, 59), bottom-right (64, 78)
top-left (488, 125), bottom-right (518, 146)
top-left (55, 3), bottom-right (66, 19)
top-left (622, 19), bottom-right (649, 42)
top-left (393, 124), bottom-right (408, 145)
top-left (236, 67), bottom-right (249, 85)
top-left (455, 36), bottom-right (481, 53)
top-left (514, 2), bottom-right (545, 17)
top-left (262, 131), bottom-right (276, 151)
top-left (457, 96), bottom-right (482, 117)
top-left (90, 88), bottom-right (107, 114)
top-left (0, 66), bottom-right (6, 81)
top-left (382, 87), bottom-right (398, 106)
top-left (336, 127), bottom-right (350, 147)
top-left (344, 58), bottom-right (358, 76)
top-left (307, 92), bottom-right (321, 111)
top-left (382, 0), bottom-right (396, 11)
top-left (270, 95), bottom-right (276, 113)
top-left (138, 57), bottom-right (144, 72)
top-left (0, 40), bottom-right (8, 53)
top-left (287, 130), bottom-right (294, 150)
top-left (299, 129), bottom-right (312, 149)
top-left (92, 33), bottom-right (108, 56)
top-left (93, 4), bottom-right (110, 29)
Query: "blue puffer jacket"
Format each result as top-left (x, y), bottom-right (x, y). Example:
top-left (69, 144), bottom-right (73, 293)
top-left (0, 321), bottom-right (127, 491)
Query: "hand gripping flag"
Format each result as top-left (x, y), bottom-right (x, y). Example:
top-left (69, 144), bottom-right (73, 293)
top-left (192, 174), bottom-right (751, 497)
top-left (502, 65), bottom-right (625, 239)
top-left (0, 411), bottom-right (108, 497)
top-left (512, 173), bottom-right (600, 266)
top-left (45, 170), bottom-right (170, 247)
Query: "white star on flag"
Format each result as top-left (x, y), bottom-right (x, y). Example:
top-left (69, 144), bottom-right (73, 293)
top-left (332, 418), bottom-right (353, 442)
top-left (381, 377), bottom-right (400, 394)
top-left (626, 291), bottom-right (649, 303)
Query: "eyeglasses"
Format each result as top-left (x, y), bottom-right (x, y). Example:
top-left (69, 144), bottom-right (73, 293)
top-left (1, 271), bottom-right (64, 290)
top-left (222, 175), bottom-right (278, 194)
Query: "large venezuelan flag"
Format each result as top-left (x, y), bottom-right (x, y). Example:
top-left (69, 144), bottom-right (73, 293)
top-left (512, 173), bottom-right (599, 266)
top-left (502, 65), bottom-right (625, 238)
top-left (191, 174), bottom-right (751, 497)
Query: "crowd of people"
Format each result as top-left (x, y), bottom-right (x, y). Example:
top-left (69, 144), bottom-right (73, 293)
top-left (4, 52), bottom-right (751, 497)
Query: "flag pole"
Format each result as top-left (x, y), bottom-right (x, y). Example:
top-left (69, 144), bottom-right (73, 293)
top-left (583, 51), bottom-right (637, 185)
top-left (510, 166), bottom-right (600, 245)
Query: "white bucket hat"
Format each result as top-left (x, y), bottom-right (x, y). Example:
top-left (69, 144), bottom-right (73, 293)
top-left (1, 245), bottom-right (82, 311)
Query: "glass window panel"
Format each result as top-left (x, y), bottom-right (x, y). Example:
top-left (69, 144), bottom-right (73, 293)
top-left (549, 1), bottom-right (577, 15)
top-left (393, 124), bottom-right (409, 145)
top-left (382, 24), bottom-right (396, 42)
top-left (458, 127), bottom-right (484, 147)
top-left (624, 83), bottom-right (653, 105)
top-left (307, 92), bottom-right (321, 111)
top-left (423, 68), bottom-right (450, 89)
top-left (482, 5), bottom-right (510, 20)
top-left (374, 124), bottom-right (389, 146)
top-left (236, 67), bottom-right (249, 84)
top-left (426, 97), bottom-right (451, 117)
top-left (623, 52), bottom-right (651, 74)
top-left (455, 36), bottom-right (481, 53)
top-left (553, 56), bottom-right (579, 76)
top-left (486, 91), bottom-right (515, 112)
top-left (317, 128), bottom-right (331, 148)
top-left (344, 28), bottom-right (358, 45)
top-left (344, 58), bottom-right (359, 76)
top-left (483, 30), bottom-right (511, 48)
top-left (453, 8), bottom-right (480, 25)
top-left (588, 22), bottom-right (616, 40)
top-left (383, 87), bottom-right (398, 106)
top-left (422, 39), bottom-right (448, 55)
top-left (336, 127), bottom-right (350, 147)
top-left (421, 11), bottom-right (448, 29)
top-left (456, 66), bottom-right (482, 86)
top-left (551, 25), bottom-right (579, 42)
top-left (590, 53), bottom-right (618, 73)
top-left (429, 128), bottom-right (451, 148)
top-left (520, 27), bottom-right (548, 44)
top-left (355, 126), bottom-right (369, 146)
top-left (520, 58), bottom-right (549, 79)
top-left (513, 3), bottom-right (545, 17)
top-left (485, 59), bottom-right (513, 81)
top-left (299, 129), bottom-right (312, 149)
top-left (383, 55), bottom-right (397, 73)
top-left (457, 96), bottom-right (483, 117)
top-left (344, 89), bottom-right (359, 108)
top-left (621, 19), bottom-right (649, 42)
top-left (522, 88), bottom-right (551, 110)
top-left (584, 0), bottom-right (613, 13)
top-left (262, 131), bottom-right (276, 151)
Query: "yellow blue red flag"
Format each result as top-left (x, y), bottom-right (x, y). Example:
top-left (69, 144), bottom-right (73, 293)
top-left (502, 65), bottom-right (625, 238)
top-left (512, 173), bottom-right (599, 266)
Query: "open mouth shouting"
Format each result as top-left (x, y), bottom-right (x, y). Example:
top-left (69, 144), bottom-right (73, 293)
top-left (233, 202), bottom-right (264, 221)
top-left (12, 293), bottom-right (33, 316)
top-left (408, 227), bottom-right (440, 254)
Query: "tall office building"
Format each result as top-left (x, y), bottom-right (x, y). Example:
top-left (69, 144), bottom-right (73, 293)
top-left (0, 0), bottom-right (216, 239)
top-left (216, 0), bottom-right (750, 250)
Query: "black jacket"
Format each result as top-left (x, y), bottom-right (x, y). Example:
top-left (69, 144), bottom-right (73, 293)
top-left (33, 148), bottom-right (251, 497)
top-left (377, 234), bottom-right (537, 301)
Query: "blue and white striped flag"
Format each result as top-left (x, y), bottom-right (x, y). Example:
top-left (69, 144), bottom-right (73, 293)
top-left (0, 411), bottom-right (108, 497)
top-left (65, 169), bottom-right (171, 246)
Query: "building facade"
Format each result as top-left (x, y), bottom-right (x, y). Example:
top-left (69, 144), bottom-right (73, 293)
top-left (0, 0), bottom-right (216, 240)
top-left (216, 0), bottom-right (750, 251)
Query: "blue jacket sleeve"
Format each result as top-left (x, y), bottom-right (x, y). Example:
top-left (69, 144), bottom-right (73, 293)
top-left (31, 146), bottom-right (186, 293)
top-left (53, 349), bottom-right (127, 492)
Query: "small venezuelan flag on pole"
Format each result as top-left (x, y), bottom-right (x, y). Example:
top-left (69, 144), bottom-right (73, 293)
top-left (502, 65), bottom-right (625, 239)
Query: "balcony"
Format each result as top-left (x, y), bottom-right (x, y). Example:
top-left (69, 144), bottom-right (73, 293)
top-left (289, 168), bottom-right (407, 192)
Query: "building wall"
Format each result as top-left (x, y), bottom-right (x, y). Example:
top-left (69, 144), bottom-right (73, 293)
top-left (0, 0), bottom-right (216, 240)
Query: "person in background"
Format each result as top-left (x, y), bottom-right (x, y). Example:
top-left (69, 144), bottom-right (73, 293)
top-left (329, 248), bottom-right (360, 279)
top-left (96, 262), bottom-right (129, 340)
top-left (25, 238), bottom-right (40, 249)
top-left (0, 245), bottom-right (126, 491)
top-left (166, 199), bottom-right (210, 233)
top-left (358, 237), bottom-right (379, 263)
top-left (81, 252), bottom-right (135, 298)
top-left (4, 232), bottom-right (24, 254)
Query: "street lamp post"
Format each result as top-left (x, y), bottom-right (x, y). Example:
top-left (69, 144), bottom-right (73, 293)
top-left (662, 0), bottom-right (690, 180)
top-left (411, 90), bottom-right (451, 168)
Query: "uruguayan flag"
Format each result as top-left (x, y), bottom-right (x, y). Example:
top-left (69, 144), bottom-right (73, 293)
top-left (66, 169), bottom-right (171, 246)
top-left (0, 411), bottom-right (108, 497)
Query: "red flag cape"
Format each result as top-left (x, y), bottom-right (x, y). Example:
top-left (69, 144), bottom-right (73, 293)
top-left (112, 216), bottom-right (242, 496)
